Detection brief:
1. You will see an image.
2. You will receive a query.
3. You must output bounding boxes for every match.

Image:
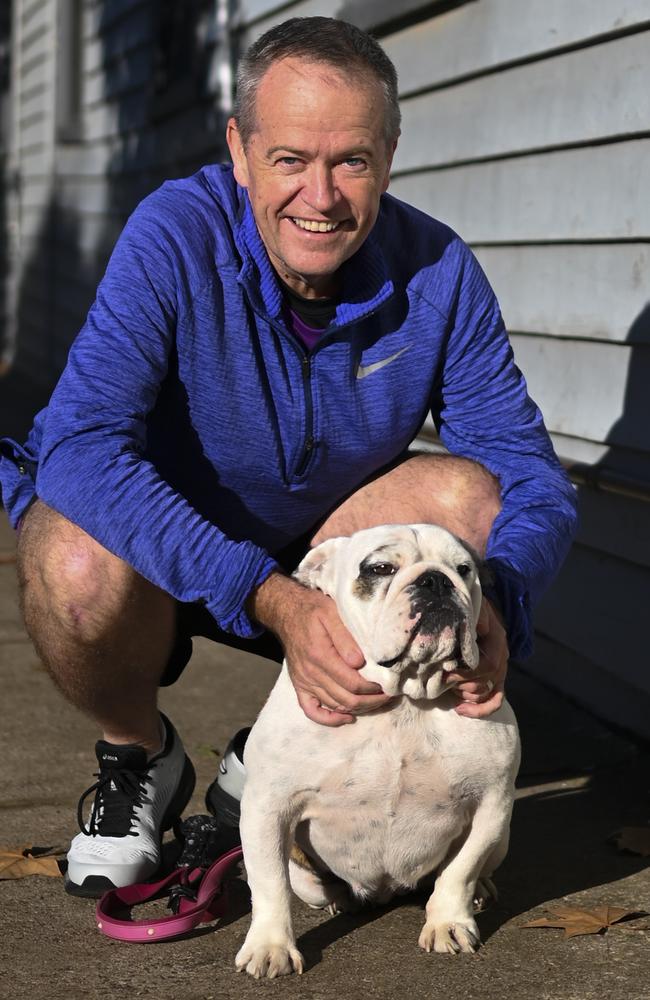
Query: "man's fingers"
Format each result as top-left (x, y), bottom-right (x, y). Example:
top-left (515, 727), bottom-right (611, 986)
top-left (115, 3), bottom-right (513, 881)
top-left (297, 690), bottom-right (355, 727)
top-left (297, 656), bottom-right (382, 698)
top-left (283, 591), bottom-right (391, 724)
top-left (309, 675), bottom-right (393, 715)
top-left (452, 679), bottom-right (486, 697)
top-left (322, 610), bottom-right (365, 668)
top-left (453, 681), bottom-right (499, 704)
top-left (455, 687), bottom-right (505, 718)
top-left (290, 657), bottom-right (392, 717)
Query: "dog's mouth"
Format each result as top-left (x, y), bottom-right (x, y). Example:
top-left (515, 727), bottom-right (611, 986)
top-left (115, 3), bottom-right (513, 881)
top-left (377, 614), bottom-right (471, 671)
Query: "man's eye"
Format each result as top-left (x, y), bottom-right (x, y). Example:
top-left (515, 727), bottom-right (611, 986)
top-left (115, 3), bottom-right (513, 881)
top-left (345, 157), bottom-right (365, 167)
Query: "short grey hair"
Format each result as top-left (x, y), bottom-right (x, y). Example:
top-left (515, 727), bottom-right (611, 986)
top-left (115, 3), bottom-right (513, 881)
top-left (234, 17), bottom-right (401, 147)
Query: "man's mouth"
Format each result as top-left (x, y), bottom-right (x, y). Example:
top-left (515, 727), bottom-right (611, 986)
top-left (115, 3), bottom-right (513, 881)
top-left (290, 217), bottom-right (341, 233)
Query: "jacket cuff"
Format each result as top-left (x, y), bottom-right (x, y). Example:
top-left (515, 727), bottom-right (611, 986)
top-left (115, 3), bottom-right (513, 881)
top-left (483, 558), bottom-right (533, 661)
top-left (204, 551), bottom-right (280, 638)
top-left (0, 438), bottom-right (39, 529)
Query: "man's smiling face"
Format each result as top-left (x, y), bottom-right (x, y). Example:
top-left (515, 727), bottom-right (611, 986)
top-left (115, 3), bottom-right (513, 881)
top-left (227, 57), bottom-right (396, 299)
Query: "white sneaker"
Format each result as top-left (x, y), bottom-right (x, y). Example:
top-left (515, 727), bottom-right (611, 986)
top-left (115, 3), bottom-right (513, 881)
top-left (65, 714), bottom-right (195, 897)
top-left (205, 727), bottom-right (249, 828)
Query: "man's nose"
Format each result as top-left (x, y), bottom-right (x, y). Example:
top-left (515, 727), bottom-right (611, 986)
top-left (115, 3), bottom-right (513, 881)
top-left (303, 165), bottom-right (339, 213)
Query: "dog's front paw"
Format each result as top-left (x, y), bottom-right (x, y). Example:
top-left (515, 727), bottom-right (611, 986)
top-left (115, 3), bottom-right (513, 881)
top-left (236, 939), bottom-right (305, 979)
top-left (418, 918), bottom-right (480, 955)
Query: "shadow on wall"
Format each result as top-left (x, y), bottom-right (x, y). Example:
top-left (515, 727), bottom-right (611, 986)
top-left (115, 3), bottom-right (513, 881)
top-left (524, 300), bottom-right (650, 740)
top-left (0, 2), bottom-right (11, 368)
top-left (8, 0), bottom-right (233, 404)
top-left (600, 303), bottom-right (650, 476)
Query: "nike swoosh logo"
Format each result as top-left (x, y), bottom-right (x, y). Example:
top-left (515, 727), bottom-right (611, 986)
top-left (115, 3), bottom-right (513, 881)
top-left (356, 346), bottom-right (411, 380)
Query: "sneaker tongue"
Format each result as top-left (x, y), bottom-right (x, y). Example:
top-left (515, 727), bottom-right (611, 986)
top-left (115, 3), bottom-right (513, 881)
top-left (95, 741), bottom-right (148, 771)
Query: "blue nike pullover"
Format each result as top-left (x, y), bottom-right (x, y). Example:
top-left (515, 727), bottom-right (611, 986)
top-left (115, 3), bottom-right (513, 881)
top-left (0, 164), bottom-right (577, 657)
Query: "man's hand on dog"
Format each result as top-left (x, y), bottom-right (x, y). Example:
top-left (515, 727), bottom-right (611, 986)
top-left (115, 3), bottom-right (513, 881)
top-left (248, 572), bottom-right (392, 726)
top-left (249, 574), bottom-right (506, 725)
top-left (450, 598), bottom-right (508, 717)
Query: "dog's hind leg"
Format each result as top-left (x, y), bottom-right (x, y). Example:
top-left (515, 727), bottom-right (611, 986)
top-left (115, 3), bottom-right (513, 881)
top-left (474, 826), bottom-right (510, 910)
top-left (289, 851), bottom-right (353, 915)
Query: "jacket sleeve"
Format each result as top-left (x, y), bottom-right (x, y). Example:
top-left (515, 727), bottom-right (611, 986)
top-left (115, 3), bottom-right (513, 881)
top-left (433, 246), bottom-right (578, 659)
top-left (34, 198), bottom-right (278, 637)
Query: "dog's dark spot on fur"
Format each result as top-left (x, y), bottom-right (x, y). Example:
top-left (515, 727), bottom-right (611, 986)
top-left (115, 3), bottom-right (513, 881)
top-left (352, 574), bottom-right (381, 601)
top-left (353, 551), bottom-right (396, 600)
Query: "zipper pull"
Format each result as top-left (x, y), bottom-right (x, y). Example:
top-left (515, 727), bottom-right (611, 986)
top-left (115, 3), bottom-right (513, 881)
top-left (295, 436), bottom-right (315, 476)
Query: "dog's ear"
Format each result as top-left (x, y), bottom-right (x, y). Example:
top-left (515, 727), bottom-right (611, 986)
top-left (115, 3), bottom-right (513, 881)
top-left (453, 536), bottom-right (493, 590)
top-left (451, 535), bottom-right (488, 622)
top-left (292, 536), bottom-right (346, 596)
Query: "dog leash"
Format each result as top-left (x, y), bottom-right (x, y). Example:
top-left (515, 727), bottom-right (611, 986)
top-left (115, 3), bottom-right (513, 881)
top-left (96, 844), bottom-right (243, 943)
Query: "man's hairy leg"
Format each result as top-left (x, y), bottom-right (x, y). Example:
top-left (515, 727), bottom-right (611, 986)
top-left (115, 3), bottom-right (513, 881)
top-left (312, 453), bottom-right (501, 556)
top-left (17, 501), bottom-right (175, 754)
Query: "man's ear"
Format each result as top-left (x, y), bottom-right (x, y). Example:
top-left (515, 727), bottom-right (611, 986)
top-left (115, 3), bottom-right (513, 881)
top-left (226, 118), bottom-right (249, 187)
top-left (293, 537), bottom-right (346, 597)
top-left (382, 136), bottom-right (399, 193)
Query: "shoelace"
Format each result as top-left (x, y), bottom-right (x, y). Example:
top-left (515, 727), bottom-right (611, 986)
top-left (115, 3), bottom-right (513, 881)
top-left (77, 765), bottom-right (151, 838)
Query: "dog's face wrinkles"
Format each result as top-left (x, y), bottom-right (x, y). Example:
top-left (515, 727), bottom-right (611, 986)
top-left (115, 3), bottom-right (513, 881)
top-left (295, 524), bottom-right (483, 699)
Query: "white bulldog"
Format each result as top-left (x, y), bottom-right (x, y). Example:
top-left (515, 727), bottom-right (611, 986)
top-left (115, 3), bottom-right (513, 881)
top-left (236, 524), bottom-right (520, 978)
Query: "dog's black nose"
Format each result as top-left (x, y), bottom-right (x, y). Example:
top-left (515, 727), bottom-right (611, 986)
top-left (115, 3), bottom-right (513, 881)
top-left (413, 570), bottom-right (454, 597)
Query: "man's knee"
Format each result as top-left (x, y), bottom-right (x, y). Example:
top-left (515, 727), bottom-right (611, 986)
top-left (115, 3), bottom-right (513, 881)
top-left (405, 453), bottom-right (501, 517)
top-left (313, 452), bottom-right (501, 555)
top-left (397, 453), bottom-right (501, 553)
top-left (17, 500), bottom-right (142, 642)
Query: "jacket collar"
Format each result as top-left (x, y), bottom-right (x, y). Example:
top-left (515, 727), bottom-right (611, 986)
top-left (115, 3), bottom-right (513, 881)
top-left (234, 188), bottom-right (394, 328)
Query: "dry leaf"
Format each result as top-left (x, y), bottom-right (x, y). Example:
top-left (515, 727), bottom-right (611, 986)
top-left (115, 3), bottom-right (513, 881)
top-left (0, 844), bottom-right (65, 880)
top-left (609, 827), bottom-right (650, 857)
top-left (522, 905), bottom-right (638, 939)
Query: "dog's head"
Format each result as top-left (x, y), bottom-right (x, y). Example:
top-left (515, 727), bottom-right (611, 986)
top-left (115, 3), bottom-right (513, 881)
top-left (294, 524), bottom-right (485, 699)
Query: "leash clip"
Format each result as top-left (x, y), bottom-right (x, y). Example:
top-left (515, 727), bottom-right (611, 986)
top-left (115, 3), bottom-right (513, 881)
top-left (168, 879), bottom-right (199, 914)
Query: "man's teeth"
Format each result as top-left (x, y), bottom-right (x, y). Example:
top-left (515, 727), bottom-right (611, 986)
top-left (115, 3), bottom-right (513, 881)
top-left (292, 218), bottom-right (339, 232)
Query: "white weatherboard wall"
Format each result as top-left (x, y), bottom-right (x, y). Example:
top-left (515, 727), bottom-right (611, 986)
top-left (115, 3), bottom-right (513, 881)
top-left (6, 0), bottom-right (232, 379)
top-left (5, 0), bottom-right (57, 374)
top-left (233, 0), bottom-right (650, 736)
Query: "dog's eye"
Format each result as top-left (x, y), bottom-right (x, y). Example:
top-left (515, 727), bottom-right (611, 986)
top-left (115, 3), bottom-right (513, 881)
top-left (365, 562), bottom-right (396, 577)
top-left (457, 563), bottom-right (472, 578)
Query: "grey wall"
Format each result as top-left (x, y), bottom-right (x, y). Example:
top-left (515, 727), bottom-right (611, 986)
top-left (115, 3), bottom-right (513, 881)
top-left (0, 3), bottom-right (11, 369)
top-left (6, 0), bottom-right (232, 382)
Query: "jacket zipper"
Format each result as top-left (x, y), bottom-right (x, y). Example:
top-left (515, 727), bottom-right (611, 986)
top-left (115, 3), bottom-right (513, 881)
top-left (294, 353), bottom-right (314, 478)
top-left (262, 313), bottom-right (316, 482)
top-left (256, 302), bottom-right (389, 483)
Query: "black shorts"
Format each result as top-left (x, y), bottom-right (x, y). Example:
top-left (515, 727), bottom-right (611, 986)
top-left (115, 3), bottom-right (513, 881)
top-left (161, 531), bottom-right (311, 686)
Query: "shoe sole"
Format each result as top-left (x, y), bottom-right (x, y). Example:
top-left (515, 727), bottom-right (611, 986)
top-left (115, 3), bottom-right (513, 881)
top-left (64, 754), bottom-right (197, 898)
